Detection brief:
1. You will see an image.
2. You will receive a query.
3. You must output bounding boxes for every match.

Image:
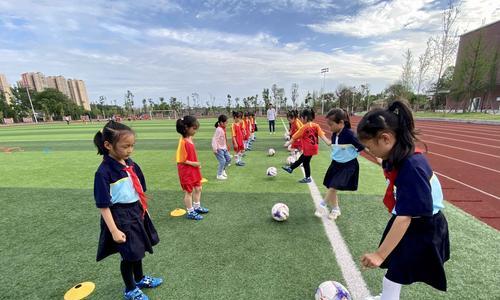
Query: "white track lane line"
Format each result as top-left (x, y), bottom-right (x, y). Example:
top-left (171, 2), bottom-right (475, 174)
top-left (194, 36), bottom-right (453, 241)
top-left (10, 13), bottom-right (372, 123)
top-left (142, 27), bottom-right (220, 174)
top-left (422, 134), bottom-right (500, 149)
top-left (423, 140), bottom-right (500, 159)
top-left (434, 171), bottom-right (500, 201)
top-left (417, 126), bottom-right (500, 140)
top-left (281, 118), bottom-right (372, 299)
top-left (429, 152), bottom-right (500, 174)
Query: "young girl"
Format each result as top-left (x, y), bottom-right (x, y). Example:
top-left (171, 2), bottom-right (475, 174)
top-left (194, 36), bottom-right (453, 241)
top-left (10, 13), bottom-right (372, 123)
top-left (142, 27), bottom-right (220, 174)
top-left (316, 108), bottom-right (375, 220)
top-left (284, 109), bottom-right (302, 158)
top-left (212, 114), bottom-right (231, 180)
top-left (93, 121), bottom-right (162, 300)
top-left (243, 112), bottom-right (252, 151)
top-left (176, 116), bottom-right (209, 220)
top-left (231, 111), bottom-right (245, 166)
top-left (282, 108), bottom-right (330, 183)
top-left (357, 101), bottom-right (450, 299)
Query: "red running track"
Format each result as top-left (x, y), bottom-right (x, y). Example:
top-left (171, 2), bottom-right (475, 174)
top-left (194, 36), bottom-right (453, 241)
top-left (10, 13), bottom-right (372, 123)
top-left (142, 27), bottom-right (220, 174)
top-left (316, 116), bottom-right (500, 230)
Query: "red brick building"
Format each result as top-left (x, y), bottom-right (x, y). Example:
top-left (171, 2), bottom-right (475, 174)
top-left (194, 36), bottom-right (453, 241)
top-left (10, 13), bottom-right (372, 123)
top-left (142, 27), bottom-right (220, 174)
top-left (448, 20), bottom-right (500, 111)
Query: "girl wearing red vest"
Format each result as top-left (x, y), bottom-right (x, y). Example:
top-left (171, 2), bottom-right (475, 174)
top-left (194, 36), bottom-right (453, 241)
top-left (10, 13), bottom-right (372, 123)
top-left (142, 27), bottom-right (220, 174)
top-left (176, 116), bottom-right (210, 221)
top-left (231, 111), bottom-right (245, 166)
top-left (282, 108), bottom-right (330, 183)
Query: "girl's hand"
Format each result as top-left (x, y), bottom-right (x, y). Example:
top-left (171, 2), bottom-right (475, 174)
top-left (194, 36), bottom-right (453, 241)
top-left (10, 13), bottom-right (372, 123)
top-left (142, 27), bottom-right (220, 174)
top-left (111, 229), bottom-right (126, 243)
top-left (361, 252), bottom-right (384, 268)
top-left (194, 161), bottom-right (201, 168)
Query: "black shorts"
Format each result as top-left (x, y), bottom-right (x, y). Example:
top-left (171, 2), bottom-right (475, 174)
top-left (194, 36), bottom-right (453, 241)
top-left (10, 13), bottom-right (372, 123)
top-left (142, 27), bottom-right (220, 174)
top-left (323, 159), bottom-right (359, 191)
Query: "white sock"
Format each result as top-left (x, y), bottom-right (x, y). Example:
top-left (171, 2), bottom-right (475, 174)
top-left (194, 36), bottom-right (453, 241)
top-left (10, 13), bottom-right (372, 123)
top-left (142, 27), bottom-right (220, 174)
top-left (332, 206), bottom-right (340, 212)
top-left (187, 207), bottom-right (194, 213)
top-left (193, 202), bottom-right (200, 209)
top-left (320, 201), bottom-right (327, 208)
top-left (380, 276), bottom-right (402, 300)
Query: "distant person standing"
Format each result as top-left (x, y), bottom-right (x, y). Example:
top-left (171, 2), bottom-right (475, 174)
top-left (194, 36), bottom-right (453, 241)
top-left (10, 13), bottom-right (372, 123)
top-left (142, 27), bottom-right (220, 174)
top-left (267, 104), bottom-right (276, 134)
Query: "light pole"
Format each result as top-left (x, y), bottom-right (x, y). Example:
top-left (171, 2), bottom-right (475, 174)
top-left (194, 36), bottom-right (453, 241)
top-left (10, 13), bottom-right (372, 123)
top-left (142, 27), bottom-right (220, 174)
top-left (320, 67), bottom-right (329, 115)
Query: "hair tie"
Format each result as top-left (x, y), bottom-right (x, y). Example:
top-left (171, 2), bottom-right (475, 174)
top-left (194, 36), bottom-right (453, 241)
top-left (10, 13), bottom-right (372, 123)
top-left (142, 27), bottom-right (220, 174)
top-left (393, 108), bottom-right (399, 115)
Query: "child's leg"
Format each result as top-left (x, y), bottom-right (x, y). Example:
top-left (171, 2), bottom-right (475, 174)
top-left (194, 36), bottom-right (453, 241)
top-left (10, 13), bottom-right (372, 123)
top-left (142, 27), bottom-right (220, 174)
top-left (325, 188), bottom-right (339, 209)
top-left (380, 276), bottom-right (402, 300)
top-left (215, 150), bottom-right (225, 176)
top-left (132, 260), bottom-right (144, 282)
top-left (290, 154), bottom-right (305, 170)
top-left (193, 186), bottom-right (209, 213)
top-left (183, 191), bottom-right (193, 210)
top-left (302, 155), bottom-right (312, 178)
top-left (224, 150), bottom-right (231, 169)
top-left (121, 260), bottom-right (137, 292)
top-left (193, 186), bottom-right (202, 205)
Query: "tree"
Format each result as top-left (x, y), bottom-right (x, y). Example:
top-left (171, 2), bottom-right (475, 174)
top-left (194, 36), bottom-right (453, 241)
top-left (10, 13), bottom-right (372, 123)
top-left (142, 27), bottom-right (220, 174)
top-left (291, 83), bottom-right (299, 108)
top-left (252, 94), bottom-right (259, 113)
top-left (242, 97), bottom-right (251, 109)
top-left (384, 82), bottom-right (408, 103)
top-left (335, 85), bottom-right (355, 110)
top-left (431, 0), bottom-right (460, 99)
top-left (124, 90), bottom-right (134, 115)
top-left (226, 94), bottom-right (232, 113)
top-left (262, 88), bottom-right (270, 108)
top-left (34, 88), bottom-right (82, 121)
top-left (169, 97), bottom-right (182, 113)
top-left (401, 49), bottom-right (415, 96)
top-left (359, 84), bottom-right (370, 111)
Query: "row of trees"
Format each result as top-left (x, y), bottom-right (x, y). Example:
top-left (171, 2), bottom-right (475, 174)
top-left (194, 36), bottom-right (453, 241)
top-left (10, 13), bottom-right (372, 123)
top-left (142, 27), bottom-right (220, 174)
top-left (0, 87), bottom-right (85, 122)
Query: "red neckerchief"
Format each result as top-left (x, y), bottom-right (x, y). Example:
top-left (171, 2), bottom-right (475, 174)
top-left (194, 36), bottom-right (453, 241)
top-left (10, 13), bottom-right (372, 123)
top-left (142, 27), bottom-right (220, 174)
top-left (382, 149), bottom-right (422, 213)
top-left (220, 124), bottom-right (229, 151)
top-left (123, 163), bottom-right (148, 217)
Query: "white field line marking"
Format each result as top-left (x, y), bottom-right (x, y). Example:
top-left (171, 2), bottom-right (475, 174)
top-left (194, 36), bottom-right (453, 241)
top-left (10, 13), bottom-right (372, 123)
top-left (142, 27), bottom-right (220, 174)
top-left (417, 126), bottom-right (500, 140)
top-left (434, 171), bottom-right (500, 201)
top-left (423, 140), bottom-right (500, 159)
top-left (429, 152), bottom-right (500, 174)
top-left (281, 118), bottom-right (372, 299)
top-left (423, 134), bottom-right (500, 149)
top-left (301, 171), bottom-right (371, 300)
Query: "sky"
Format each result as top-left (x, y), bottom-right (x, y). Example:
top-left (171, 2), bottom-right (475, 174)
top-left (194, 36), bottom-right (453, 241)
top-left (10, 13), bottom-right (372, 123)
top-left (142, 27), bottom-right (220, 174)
top-left (0, 0), bottom-right (499, 106)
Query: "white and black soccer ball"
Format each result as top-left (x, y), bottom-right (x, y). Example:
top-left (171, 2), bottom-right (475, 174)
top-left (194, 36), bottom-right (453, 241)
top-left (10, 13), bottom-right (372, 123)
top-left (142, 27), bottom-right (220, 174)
top-left (315, 281), bottom-right (352, 300)
top-left (266, 167), bottom-right (278, 177)
top-left (271, 203), bottom-right (289, 221)
top-left (284, 133), bottom-right (290, 141)
top-left (286, 156), bottom-right (296, 165)
top-left (268, 148), bottom-right (276, 156)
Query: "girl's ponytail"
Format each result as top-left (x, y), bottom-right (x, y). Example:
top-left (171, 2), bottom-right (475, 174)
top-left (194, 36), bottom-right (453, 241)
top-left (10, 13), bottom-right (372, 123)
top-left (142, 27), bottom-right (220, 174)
top-left (387, 100), bottom-right (417, 167)
top-left (93, 130), bottom-right (106, 155)
top-left (215, 114), bottom-right (228, 128)
top-left (176, 118), bottom-right (187, 137)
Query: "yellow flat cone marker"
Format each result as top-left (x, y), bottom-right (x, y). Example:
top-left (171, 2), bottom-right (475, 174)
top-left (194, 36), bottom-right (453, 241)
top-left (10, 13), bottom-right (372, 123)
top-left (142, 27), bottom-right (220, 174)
top-left (201, 177), bottom-right (208, 183)
top-left (64, 282), bottom-right (95, 300)
top-left (170, 208), bottom-right (186, 217)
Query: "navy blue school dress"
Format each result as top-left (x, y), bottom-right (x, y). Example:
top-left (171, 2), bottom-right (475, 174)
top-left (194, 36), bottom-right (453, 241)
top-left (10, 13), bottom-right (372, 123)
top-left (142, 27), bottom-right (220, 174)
top-left (323, 128), bottom-right (364, 191)
top-left (94, 155), bottom-right (159, 262)
top-left (380, 153), bottom-right (450, 291)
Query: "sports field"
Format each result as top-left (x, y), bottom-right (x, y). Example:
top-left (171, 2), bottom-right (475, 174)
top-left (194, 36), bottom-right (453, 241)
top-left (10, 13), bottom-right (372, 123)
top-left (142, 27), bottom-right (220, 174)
top-left (1, 119), bottom-right (499, 299)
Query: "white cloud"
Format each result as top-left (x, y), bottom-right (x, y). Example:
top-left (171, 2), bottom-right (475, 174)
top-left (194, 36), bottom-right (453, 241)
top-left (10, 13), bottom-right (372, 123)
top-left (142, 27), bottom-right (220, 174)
top-left (307, 0), bottom-right (436, 37)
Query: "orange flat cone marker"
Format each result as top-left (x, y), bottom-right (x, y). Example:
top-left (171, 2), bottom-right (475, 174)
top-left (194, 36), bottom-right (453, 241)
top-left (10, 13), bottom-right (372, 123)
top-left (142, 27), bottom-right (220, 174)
top-left (64, 282), bottom-right (95, 300)
top-left (170, 208), bottom-right (187, 217)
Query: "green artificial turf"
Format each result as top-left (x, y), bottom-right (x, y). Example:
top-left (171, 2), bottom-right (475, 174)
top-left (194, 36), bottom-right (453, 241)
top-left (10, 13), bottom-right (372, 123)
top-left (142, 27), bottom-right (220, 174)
top-left (0, 119), bottom-right (498, 299)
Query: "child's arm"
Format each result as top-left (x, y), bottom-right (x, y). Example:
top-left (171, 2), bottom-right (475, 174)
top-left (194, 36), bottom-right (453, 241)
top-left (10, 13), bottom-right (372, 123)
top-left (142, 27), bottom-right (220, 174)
top-left (363, 148), bottom-right (382, 164)
top-left (361, 216), bottom-right (411, 268)
top-left (320, 135), bottom-right (331, 146)
top-left (183, 160), bottom-right (201, 167)
top-left (100, 208), bottom-right (126, 243)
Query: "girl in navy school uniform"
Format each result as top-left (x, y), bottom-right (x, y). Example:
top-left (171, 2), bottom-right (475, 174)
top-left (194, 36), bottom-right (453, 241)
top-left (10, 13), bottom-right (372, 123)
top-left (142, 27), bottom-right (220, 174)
top-left (316, 108), bottom-right (377, 220)
top-left (93, 121), bottom-right (162, 300)
top-left (357, 101), bottom-right (450, 300)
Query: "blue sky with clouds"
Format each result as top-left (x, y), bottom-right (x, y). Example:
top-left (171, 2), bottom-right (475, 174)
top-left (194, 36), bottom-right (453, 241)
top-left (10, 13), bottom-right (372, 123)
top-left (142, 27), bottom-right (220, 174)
top-left (0, 0), bottom-right (499, 106)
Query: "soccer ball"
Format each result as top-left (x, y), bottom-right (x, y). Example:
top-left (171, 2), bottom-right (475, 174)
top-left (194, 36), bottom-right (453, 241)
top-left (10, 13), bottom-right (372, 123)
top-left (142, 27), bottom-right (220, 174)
top-left (315, 281), bottom-right (352, 300)
top-left (284, 133), bottom-right (290, 141)
top-left (266, 167), bottom-right (277, 177)
top-left (271, 203), bottom-right (289, 221)
top-left (286, 156), bottom-right (296, 165)
top-left (268, 148), bottom-right (276, 156)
